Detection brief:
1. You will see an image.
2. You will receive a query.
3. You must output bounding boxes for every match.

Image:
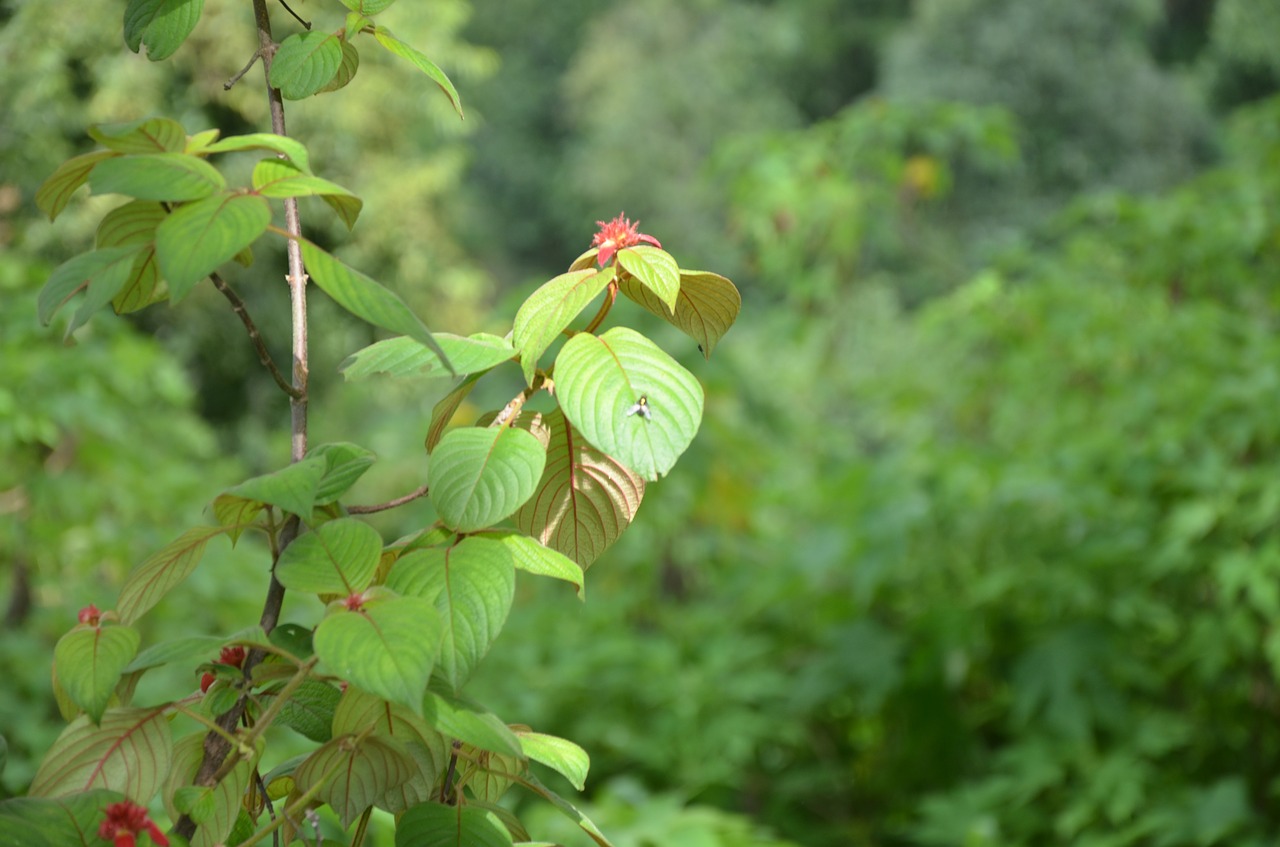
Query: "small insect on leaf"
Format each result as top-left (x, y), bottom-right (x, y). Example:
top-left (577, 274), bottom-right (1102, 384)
top-left (625, 395), bottom-right (652, 422)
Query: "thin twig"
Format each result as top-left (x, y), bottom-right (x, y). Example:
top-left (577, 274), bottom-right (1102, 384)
top-left (581, 280), bottom-right (618, 335)
top-left (346, 484), bottom-right (431, 514)
top-left (224, 50), bottom-right (262, 90)
top-left (441, 741), bottom-right (462, 804)
top-left (276, 0), bottom-right (310, 29)
top-left (210, 272), bottom-right (300, 399)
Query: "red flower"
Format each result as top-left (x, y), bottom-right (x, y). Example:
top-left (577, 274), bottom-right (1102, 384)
top-left (200, 645), bottom-right (247, 692)
top-left (98, 800), bottom-right (169, 847)
top-left (591, 213), bottom-right (661, 267)
top-left (78, 604), bottom-right (101, 626)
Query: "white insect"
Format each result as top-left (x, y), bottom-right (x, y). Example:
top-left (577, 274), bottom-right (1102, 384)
top-left (625, 395), bottom-right (652, 422)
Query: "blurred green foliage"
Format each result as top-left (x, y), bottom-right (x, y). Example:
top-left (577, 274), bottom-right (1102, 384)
top-left (5, 0), bottom-right (1280, 844)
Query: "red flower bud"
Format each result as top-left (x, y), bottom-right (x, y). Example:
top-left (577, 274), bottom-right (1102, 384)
top-left (98, 800), bottom-right (169, 847)
top-left (591, 213), bottom-right (661, 267)
top-left (78, 604), bottom-right (101, 626)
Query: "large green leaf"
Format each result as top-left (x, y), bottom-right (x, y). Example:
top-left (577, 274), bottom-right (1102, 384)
top-left (165, 732), bottom-right (253, 847)
top-left (36, 151), bottom-right (117, 221)
top-left (308, 442), bottom-right (377, 504)
top-left (331, 687), bottom-right (449, 814)
top-left (88, 118), bottom-right (186, 154)
top-left (117, 526), bottom-right (227, 625)
top-left (201, 133), bottom-right (312, 174)
top-left (512, 268), bottom-right (611, 385)
top-left (553, 327), bottom-right (703, 481)
top-left (110, 249), bottom-right (163, 315)
top-left (616, 246), bottom-right (679, 312)
top-left (38, 247), bottom-right (143, 330)
top-left (272, 680), bottom-right (341, 743)
top-left (251, 158), bottom-right (360, 209)
top-left (491, 531), bottom-right (585, 598)
top-left (372, 27), bottom-right (463, 118)
top-left (90, 153), bottom-right (224, 202)
top-left (0, 790), bottom-right (121, 847)
top-left (224, 455), bottom-right (327, 519)
top-left (385, 538), bottom-right (515, 691)
top-left (295, 735), bottom-right (415, 828)
top-left (53, 624), bottom-right (140, 723)
top-left (341, 333), bottom-right (514, 381)
top-left (97, 200), bottom-right (166, 248)
top-left (422, 691), bottom-right (522, 757)
top-left (269, 31), bottom-right (344, 100)
top-left (428, 427), bottom-right (547, 533)
top-left (155, 192), bottom-right (271, 300)
top-left (513, 408), bottom-right (645, 570)
top-left (300, 239), bottom-right (450, 366)
top-left (517, 731), bottom-right (590, 792)
top-left (28, 707), bottom-right (171, 800)
top-left (314, 590), bottom-right (441, 715)
top-left (396, 803), bottom-right (513, 847)
top-left (619, 269), bottom-right (741, 358)
top-left (275, 517), bottom-right (382, 595)
top-left (124, 0), bottom-right (204, 61)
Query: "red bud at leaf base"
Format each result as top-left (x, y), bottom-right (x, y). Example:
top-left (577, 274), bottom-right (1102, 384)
top-left (78, 604), bottom-right (101, 626)
top-left (591, 213), bottom-right (661, 267)
top-left (98, 800), bottom-right (169, 847)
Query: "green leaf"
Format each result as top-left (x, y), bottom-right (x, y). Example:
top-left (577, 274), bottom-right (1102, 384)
top-left (396, 803), bottom-right (513, 847)
top-left (514, 408), bottom-right (645, 570)
top-left (425, 375), bottom-right (481, 452)
top-left (274, 680), bottom-right (341, 743)
top-left (373, 27), bottom-right (463, 118)
top-left (385, 538), bottom-right (515, 691)
top-left (270, 31), bottom-right (344, 100)
top-left (201, 133), bottom-right (312, 174)
top-left (341, 333), bottom-right (514, 381)
top-left (0, 791), bottom-right (121, 847)
top-left (94, 202), bottom-right (167, 315)
top-left (36, 151), bottom-right (117, 221)
top-left (224, 455), bottom-right (328, 519)
top-left (517, 731), bottom-right (589, 791)
top-left (28, 707), bottom-right (172, 800)
top-left (492, 529), bottom-right (586, 598)
top-left (300, 239), bottom-right (450, 367)
top-left (124, 0), bottom-right (204, 61)
top-left (39, 247), bottom-right (143, 329)
top-left (314, 590), bottom-right (441, 714)
top-left (620, 269), bottom-right (741, 358)
top-left (341, 0), bottom-right (398, 15)
top-left (88, 118), bottom-right (187, 153)
top-left (296, 735), bottom-right (416, 829)
top-left (185, 128), bottom-right (221, 153)
top-left (269, 623), bottom-right (315, 659)
top-left (322, 193), bottom-right (364, 231)
top-left (517, 772), bottom-right (615, 847)
top-left (276, 517), bottom-right (382, 595)
top-left (554, 327), bottom-right (704, 481)
top-left (165, 731), bottom-right (254, 847)
top-left (331, 686), bottom-right (449, 814)
top-left (90, 153), bottom-right (225, 202)
top-left (97, 200), bottom-right (166, 248)
top-left (421, 691), bottom-right (522, 757)
top-left (617, 246), bottom-right (679, 312)
top-left (344, 11), bottom-right (372, 39)
top-left (117, 526), bottom-right (227, 625)
top-left (318, 39), bottom-right (361, 94)
top-left (512, 268), bottom-right (611, 385)
top-left (252, 159), bottom-right (360, 209)
top-left (428, 427), bottom-right (547, 533)
top-left (211, 494), bottom-right (264, 544)
top-left (53, 624), bottom-right (141, 723)
top-left (308, 442), bottom-right (378, 504)
top-left (69, 249), bottom-right (149, 336)
top-left (155, 192), bottom-right (271, 300)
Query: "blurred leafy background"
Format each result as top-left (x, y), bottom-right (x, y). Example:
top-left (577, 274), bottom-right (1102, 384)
top-left (4, 0), bottom-right (1280, 844)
